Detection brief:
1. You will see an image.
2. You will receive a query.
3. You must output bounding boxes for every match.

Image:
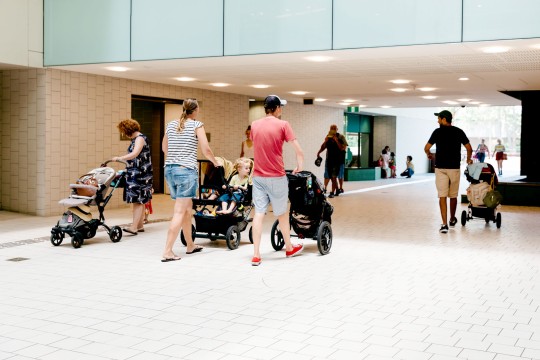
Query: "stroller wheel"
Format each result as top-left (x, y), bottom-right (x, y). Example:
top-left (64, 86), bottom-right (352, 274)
top-left (248, 226), bottom-right (253, 244)
top-left (271, 220), bottom-right (285, 251)
top-left (71, 233), bottom-right (83, 248)
top-left (316, 221), bottom-right (332, 255)
top-left (496, 212), bottom-right (502, 228)
top-left (50, 231), bottom-right (64, 246)
top-left (461, 210), bottom-right (467, 226)
top-left (225, 225), bottom-right (241, 250)
top-left (109, 226), bottom-right (122, 243)
top-left (180, 224), bottom-right (196, 246)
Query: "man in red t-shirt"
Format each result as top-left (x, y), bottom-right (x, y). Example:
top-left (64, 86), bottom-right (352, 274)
top-left (249, 95), bottom-right (305, 266)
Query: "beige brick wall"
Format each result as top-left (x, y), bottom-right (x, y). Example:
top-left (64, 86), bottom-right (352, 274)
top-left (1, 68), bottom-right (344, 215)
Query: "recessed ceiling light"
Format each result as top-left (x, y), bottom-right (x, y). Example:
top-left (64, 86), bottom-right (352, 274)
top-left (314, 98), bottom-right (327, 102)
top-left (390, 79), bottom-right (411, 84)
top-left (304, 56), bottom-right (333, 62)
top-left (470, 101), bottom-right (481, 105)
top-left (105, 66), bottom-right (129, 72)
top-left (175, 77), bottom-right (195, 82)
top-left (249, 98), bottom-right (256, 101)
top-left (418, 87), bottom-right (436, 92)
top-left (210, 83), bottom-right (229, 87)
top-left (358, 105), bottom-right (367, 108)
top-left (480, 104), bottom-right (491, 107)
top-left (380, 105), bottom-right (392, 108)
top-left (422, 96), bottom-right (438, 99)
top-left (338, 102), bottom-right (350, 106)
top-left (290, 91), bottom-right (308, 95)
top-left (443, 100), bottom-right (458, 105)
top-left (390, 88), bottom-right (408, 92)
top-left (341, 99), bottom-right (356, 103)
top-left (251, 84), bottom-right (270, 89)
top-left (457, 98), bottom-right (471, 102)
top-left (481, 46), bottom-right (510, 53)
top-left (459, 77), bottom-right (469, 81)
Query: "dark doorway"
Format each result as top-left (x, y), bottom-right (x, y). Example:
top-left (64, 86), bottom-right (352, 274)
top-left (131, 95), bottom-right (182, 193)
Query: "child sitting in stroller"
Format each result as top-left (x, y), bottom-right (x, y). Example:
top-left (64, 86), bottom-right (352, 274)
top-left (217, 157), bottom-right (251, 214)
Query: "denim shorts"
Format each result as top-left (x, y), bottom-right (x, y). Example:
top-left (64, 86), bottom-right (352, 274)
top-left (165, 165), bottom-right (198, 199)
top-left (252, 176), bottom-right (289, 216)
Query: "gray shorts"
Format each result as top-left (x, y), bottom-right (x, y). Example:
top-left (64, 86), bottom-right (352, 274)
top-left (252, 176), bottom-right (289, 216)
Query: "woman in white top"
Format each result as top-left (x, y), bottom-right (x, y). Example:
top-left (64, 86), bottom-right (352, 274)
top-left (240, 125), bottom-right (254, 159)
top-left (161, 98), bottom-right (220, 262)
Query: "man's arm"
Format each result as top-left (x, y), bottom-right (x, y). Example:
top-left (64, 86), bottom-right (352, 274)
top-left (290, 139), bottom-right (304, 174)
top-left (424, 143), bottom-right (434, 160)
top-left (464, 143), bottom-right (473, 164)
top-left (316, 139), bottom-right (327, 157)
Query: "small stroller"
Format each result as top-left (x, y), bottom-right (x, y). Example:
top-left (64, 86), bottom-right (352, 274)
top-left (180, 157), bottom-right (254, 250)
top-left (51, 160), bottom-right (127, 248)
top-left (461, 162), bottom-right (502, 228)
top-left (271, 171), bottom-right (333, 255)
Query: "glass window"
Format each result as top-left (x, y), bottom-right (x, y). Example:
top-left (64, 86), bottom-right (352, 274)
top-left (463, 0), bottom-right (540, 41)
top-left (131, 0), bottom-right (223, 60)
top-left (224, 0), bottom-right (332, 55)
top-left (44, 0), bottom-right (130, 65)
top-left (333, 0), bottom-right (462, 49)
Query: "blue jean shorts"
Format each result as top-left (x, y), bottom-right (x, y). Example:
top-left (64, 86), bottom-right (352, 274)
top-left (165, 165), bottom-right (198, 199)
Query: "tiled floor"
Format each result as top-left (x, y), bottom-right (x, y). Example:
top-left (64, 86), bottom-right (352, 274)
top-left (1, 173), bottom-right (539, 360)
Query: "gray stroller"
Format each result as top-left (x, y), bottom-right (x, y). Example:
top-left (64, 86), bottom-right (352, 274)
top-left (51, 160), bottom-right (127, 248)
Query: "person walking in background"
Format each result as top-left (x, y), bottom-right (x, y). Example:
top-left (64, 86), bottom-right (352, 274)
top-left (380, 149), bottom-right (390, 178)
top-left (161, 99), bottom-right (221, 262)
top-left (424, 110), bottom-right (473, 234)
top-left (492, 139), bottom-right (506, 175)
top-left (400, 155), bottom-right (415, 178)
top-left (474, 139), bottom-right (490, 163)
top-left (317, 124), bottom-right (347, 197)
top-left (389, 151), bottom-right (397, 178)
top-left (113, 119), bottom-right (153, 236)
top-left (250, 95), bottom-right (304, 266)
top-left (240, 125), bottom-right (254, 159)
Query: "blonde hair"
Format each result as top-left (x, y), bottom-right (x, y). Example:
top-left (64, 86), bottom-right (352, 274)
top-left (177, 98), bottom-right (198, 132)
top-left (234, 157), bottom-right (253, 175)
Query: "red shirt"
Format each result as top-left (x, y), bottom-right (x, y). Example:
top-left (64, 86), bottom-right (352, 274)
top-left (250, 115), bottom-right (296, 177)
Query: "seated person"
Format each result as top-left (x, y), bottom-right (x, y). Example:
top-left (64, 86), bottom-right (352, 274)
top-left (216, 158), bottom-right (251, 215)
top-left (400, 155), bottom-right (415, 178)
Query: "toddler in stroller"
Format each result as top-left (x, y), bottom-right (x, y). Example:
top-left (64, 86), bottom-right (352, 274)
top-left (51, 160), bottom-right (127, 248)
top-left (216, 158), bottom-right (252, 215)
top-left (462, 162), bottom-right (503, 228)
top-left (271, 171), bottom-right (333, 255)
top-left (179, 157), bottom-right (254, 250)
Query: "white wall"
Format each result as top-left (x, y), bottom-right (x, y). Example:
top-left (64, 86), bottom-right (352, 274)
top-left (364, 108), bottom-right (437, 174)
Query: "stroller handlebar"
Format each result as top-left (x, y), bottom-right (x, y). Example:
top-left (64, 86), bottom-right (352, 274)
top-left (101, 159), bottom-right (128, 167)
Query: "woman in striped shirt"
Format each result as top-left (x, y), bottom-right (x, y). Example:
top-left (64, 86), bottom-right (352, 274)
top-left (161, 99), bottom-right (220, 262)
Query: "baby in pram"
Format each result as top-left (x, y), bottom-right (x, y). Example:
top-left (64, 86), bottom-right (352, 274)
top-left (217, 157), bottom-right (252, 214)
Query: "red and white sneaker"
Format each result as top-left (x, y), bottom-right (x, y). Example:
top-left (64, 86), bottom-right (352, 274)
top-left (251, 257), bottom-right (261, 266)
top-left (285, 244), bottom-right (304, 258)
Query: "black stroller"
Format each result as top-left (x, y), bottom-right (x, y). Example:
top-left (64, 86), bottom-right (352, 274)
top-left (180, 158), bottom-right (254, 250)
top-left (51, 160), bottom-right (127, 248)
top-left (271, 171), bottom-right (333, 255)
top-left (461, 163), bottom-right (502, 228)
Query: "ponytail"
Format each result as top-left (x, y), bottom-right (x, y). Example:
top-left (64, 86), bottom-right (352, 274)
top-left (177, 98), bottom-right (199, 132)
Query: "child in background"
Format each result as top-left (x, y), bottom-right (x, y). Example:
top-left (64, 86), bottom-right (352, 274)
top-left (389, 152), bottom-right (397, 178)
top-left (216, 158), bottom-right (251, 215)
top-left (400, 155), bottom-right (415, 178)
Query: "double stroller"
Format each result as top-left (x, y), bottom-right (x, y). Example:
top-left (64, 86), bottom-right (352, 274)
top-left (462, 162), bottom-right (502, 228)
top-left (180, 157), bottom-right (254, 250)
top-left (270, 171), bottom-right (333, 255)
top-left (51, 160), bottom-right (127, 248)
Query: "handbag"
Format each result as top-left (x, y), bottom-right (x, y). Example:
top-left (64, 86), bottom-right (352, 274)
top-left (483, 190), bottom-right (503, 208)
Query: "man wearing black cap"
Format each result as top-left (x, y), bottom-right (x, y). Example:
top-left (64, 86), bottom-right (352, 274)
top-left (249, 95), bottom-right (305, 266)
top-left (424, 110), bottom-right (473, 233)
